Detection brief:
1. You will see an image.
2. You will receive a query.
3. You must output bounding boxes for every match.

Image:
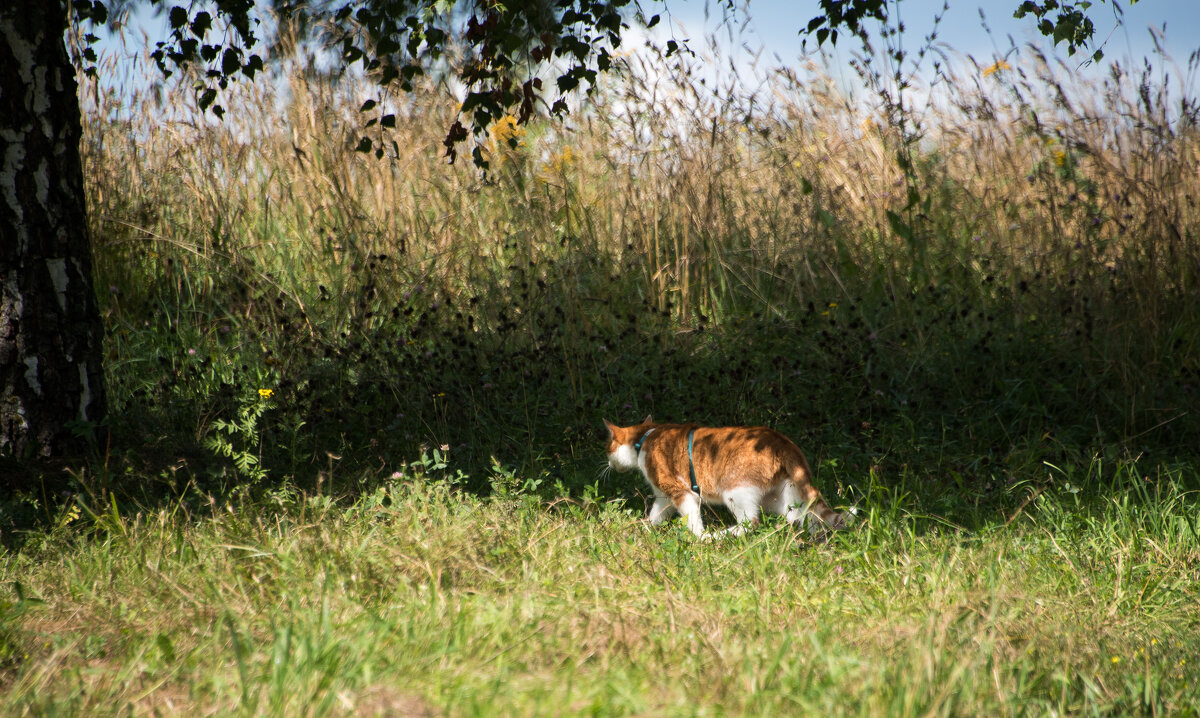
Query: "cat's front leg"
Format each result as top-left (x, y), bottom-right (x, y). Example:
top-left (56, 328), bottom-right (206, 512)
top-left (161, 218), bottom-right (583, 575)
top-left (674, 490), bottom-right (704, 536)
top-left (647, 495), bottom-right (676, 524)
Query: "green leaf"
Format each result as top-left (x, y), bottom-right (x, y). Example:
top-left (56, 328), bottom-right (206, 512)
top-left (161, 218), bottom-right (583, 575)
top-left (886, 210), bottom-right (914, 241)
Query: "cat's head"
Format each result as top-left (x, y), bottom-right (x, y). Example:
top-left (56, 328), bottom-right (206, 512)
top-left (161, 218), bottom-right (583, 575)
top-left (603, 415), bottom-right (653, 472)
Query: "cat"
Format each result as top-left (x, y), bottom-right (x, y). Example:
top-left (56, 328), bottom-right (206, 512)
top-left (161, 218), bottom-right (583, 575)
top-left (604, 416), bottom-right (850, 538)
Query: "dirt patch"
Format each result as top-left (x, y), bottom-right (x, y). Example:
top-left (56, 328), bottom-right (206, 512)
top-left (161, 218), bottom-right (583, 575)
top-left (350, 686), bottom-right (438, 717)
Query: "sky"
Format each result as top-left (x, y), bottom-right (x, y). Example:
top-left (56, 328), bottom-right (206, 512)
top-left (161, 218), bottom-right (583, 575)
top-left (663, 0), bottom-right (1200, 73)
top-left (94, 0), bottom-right (1200, 107)
top-left (104, 0), bottom-right (1200, 66)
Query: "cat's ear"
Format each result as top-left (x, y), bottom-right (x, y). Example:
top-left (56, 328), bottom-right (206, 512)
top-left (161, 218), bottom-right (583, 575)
top-left (602, 419), bottom-right (616, 438)
top-left (643, 414), bottom-right (653, 425)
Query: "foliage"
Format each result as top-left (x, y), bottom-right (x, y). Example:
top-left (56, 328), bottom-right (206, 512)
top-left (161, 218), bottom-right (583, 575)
top-left (804, 0), bottom-right (889, 48)
top-left (802, 0), bottom-right (1135, 63)
top-left (75, 0), bottom-right (669, 164)
top-left (72, 0), bottom-right (1127, 164)
top-left (1014, 0), bottom-right (1138, 62)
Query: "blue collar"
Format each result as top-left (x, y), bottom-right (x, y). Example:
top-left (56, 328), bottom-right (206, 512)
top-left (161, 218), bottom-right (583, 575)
top-left (633, 427), bottom-right (654, 453)
top-left (687, 429), bottom-right (699, 493)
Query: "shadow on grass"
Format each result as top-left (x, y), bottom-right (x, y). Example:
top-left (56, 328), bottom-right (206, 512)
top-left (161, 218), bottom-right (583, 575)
top-left (5, 243), bottom-right (1200, 548)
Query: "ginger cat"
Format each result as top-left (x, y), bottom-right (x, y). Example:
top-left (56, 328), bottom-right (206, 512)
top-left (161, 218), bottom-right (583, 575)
top-left (604, 416), bottom-right (849, 538)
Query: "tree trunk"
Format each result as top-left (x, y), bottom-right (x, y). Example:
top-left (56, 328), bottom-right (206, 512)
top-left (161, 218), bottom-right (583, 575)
top-left (0, 0), bottom-right (106, 465)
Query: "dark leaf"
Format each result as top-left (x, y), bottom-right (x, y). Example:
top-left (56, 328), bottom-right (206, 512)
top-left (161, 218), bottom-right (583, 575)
top-left (198, 87), bottom-right (217, 111)
top-left (242, 54), bottom-right (263, 78)
top-left (169, 6), bottom-right (188, 30)
top-left (222, 48), bottom-right (241, 76)
top-left (191, 11), bottom-right (212, 37)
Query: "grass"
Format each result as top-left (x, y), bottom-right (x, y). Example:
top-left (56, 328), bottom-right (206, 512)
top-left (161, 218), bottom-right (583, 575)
top-left (2, 17), bottom-right (1200, 716)
top-left (2, 462), bottom-right (1198, 715)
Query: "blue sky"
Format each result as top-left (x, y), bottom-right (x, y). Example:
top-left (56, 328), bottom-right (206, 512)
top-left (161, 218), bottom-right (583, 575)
top-left (103, 1), bottom-right (1200, 71)
top-left (96, 0), bottom-right (1200, 102)
top-left (666, 0), bottom-right (1200, 71)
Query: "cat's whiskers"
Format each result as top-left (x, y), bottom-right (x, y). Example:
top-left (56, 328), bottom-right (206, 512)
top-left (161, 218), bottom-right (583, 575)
top-left (595, 461), bottom-right (614, 482)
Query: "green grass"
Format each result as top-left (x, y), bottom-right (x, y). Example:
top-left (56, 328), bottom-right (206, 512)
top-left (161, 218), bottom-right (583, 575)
top-left (3, 462), bottom-right (1198, 715)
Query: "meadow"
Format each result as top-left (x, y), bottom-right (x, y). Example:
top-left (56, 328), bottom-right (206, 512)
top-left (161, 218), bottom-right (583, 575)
top-left (2, 25), bottom-right (1200, 715)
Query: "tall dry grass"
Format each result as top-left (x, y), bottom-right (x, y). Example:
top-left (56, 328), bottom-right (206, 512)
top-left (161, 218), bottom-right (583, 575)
top-left (82, 30), bottom-right (1200, 324)
top-left (77, 26), bottom-right (1200, 481)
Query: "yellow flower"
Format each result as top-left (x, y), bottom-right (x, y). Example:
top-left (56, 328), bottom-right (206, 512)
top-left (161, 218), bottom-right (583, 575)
top-left (1111, 656), bottom-right (1121, 664)
top-left (258, 388), bottom-right (274, 399)
top-left (539, 145), bottom-right (576, 183)
top-left (1054, 149), bottom-right (1068, 167)
top-left (490, 114), bottom-right (525, 149)
top-left (982, 60), bottom-right (1011, 77)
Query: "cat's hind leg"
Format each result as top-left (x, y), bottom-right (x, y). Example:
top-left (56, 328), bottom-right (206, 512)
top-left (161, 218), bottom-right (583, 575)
top-left (775, 482), bottom-right (818, 532)
top-left (706, 486), bottom-right (762, 538)
top-left (778, 482), bottom-right (843, 536)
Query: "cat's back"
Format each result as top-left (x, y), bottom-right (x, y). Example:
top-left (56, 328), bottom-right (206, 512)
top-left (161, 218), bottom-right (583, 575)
top-left (693, 424), bottom-right (805, 462)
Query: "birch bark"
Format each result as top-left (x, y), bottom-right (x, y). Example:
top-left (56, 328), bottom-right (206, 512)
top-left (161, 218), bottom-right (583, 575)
top-left (1, 0), bottom-right (106, 464)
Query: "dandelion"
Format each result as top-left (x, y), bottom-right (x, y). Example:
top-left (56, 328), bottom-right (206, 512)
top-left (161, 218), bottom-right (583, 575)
top-left (982, 60), bottom-right (1011, 77)
top-left (258, 388), bottom-right (274, 399)
top-left (1112, 656), bottom-right (1121, 664)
